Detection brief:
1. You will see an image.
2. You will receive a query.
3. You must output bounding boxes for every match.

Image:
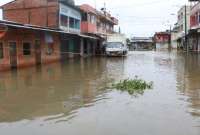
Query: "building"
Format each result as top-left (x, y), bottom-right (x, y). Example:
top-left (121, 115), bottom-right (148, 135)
top-left (1, 0), bottom-right (81, 34)
top-left (170, 23), bottom-right (179, 49)
top-left (79, 4), bottom-right (118, 54)
top-left (0, 0), bottom-right (101, 71)
top-left (154, 32), bottom-right (171, 50)
top-left (0, 20), bottom-right (61, 71)
top-left (130, 37), bottom-right (154, 51)
top-left (176, 5), bottom-right (191, 49)
top-left (187, 0), bottom-right (200, 51)
top-left (79, 4), bottom-right (118, 36)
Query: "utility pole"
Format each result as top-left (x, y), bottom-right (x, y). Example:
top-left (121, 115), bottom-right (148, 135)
top-left (185, 5), bottom-right (188, 52)
top-left (169, 25), bottom-right (172, 50)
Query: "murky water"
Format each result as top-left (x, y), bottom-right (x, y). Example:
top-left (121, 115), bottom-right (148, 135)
top-left (0, 51), bottom-right (200, 135)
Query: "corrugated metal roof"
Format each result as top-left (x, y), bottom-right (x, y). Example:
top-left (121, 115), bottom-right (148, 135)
top-left (0, 20), bottom-right (97, 39)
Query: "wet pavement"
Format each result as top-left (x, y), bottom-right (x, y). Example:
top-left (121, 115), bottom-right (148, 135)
top-left (0, 51), bottom-right (200, 135)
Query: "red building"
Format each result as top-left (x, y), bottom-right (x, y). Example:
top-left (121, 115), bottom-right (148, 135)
top-left (154, 32), bottom-right (171, 43)
top-left (1, 0), bottom-right (59, 28)
top-left (0, 0), bottom-right (99, 71)
top-left (79, 4), bottom-right (118, 36)
top-left (80, 4), bottom-right (97, 34)
top-left (0, 20), bottom-right (62, 71)
top-left (154, 32), bottom-right (171, 50)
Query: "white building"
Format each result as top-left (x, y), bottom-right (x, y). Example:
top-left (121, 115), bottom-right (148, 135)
top-left (175, 5), bottom-right (191, 49)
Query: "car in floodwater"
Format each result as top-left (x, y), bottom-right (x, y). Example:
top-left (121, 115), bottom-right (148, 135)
top-left (105, 42), bottom-right (128, 56)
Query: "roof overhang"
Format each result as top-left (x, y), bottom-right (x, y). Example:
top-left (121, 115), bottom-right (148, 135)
top-left (0, 20), bottom-right (98, 40)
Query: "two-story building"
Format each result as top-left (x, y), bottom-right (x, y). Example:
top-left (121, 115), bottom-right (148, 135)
top-left (79, 4), bottom-right (118, 54)
top-left (0, 0), bottom-right (98, 71)
top-left (188, 0), bottom-right (200, 51)
top-left (175, 5), bottom-right (191, 49)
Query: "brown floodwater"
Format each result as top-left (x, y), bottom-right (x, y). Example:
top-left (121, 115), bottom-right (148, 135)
top-left (0, 51), bottom-right (200, 135)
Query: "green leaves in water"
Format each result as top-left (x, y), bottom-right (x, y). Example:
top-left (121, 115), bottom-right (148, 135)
top-left (112, 77), bottom-right (153, 95)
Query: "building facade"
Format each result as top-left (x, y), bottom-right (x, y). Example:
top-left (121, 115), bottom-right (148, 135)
top-left (79, 4), bottom-right (118, 36)
top-left (0, 21), bottom-right (62, 71)
top-left (187, 0), bottom-right (200, 51)
top-left (130, 37), bottom-right (154, 51)
top-left (176, 5), bottom-right (191, 49)
top-left (154, 32), bottom-right (171, 50)
top-left (0, 0), bottom-right (110, 71)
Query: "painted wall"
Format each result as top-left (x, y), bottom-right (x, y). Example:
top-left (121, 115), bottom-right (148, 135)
top-left (0, 28), bottom-right (61, 71)
top-left (59, 3), bottom-right (81, 33)
top-left (2, 0), bottom-right (59, 28)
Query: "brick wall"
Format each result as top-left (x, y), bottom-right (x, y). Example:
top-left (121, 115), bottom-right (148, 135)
top-left (0, 28), bottom-right (61, 71)
top-left (2, 0), bottom-right (59, 28)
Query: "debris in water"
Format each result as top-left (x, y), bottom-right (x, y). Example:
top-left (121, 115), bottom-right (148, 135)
top-left (112, 76), bottom-right (153, 95)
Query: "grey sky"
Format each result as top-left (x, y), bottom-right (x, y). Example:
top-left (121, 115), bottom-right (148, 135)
top-left (0, 0), bottom-right (189, 37)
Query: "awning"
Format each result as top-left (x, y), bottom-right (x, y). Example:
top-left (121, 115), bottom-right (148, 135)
top-left (78, 34), bottom-right (97, 39)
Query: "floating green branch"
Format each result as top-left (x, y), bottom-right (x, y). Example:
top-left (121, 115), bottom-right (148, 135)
top-left (112, 77), bottom-right (153, 95)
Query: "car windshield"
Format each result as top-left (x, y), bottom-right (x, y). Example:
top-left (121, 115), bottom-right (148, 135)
top-left (106, 42), bottom-right (123, 48)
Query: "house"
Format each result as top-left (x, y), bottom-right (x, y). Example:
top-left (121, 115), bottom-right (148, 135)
top-left (0, 0), bottom-right (99, 71)
top-left (187, 0), bottom-right (200, 51)
top-left (79, 4), bottom-right (118, 54)
top-left (154, 32), bottom-right (171, 50)
top-left (130, 37), bottom-right (154, 51)
top-left (175, 5), bottom-right (191, 50)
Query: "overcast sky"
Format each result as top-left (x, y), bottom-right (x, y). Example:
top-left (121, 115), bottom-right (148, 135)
top-left (0, 0), bottom-right (189, 37)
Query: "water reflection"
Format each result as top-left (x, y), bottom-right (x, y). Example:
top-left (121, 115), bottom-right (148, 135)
top-left (176, 52), bottom-right (200, 117)
top-left (0, 57), bottom-right (124, 123)
top-left (0, 52), bottom-right (200, 135)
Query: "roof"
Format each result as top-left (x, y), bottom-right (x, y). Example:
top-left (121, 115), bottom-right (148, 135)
top-left (0, 20), bottom-right (97, 39)
top-left (79, 4), bottom-right (97, 15)
top-left (131, 37), bottom-right (153, 43)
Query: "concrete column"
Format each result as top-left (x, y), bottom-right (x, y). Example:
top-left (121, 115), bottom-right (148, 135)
top-left (93, 40), bottom-right (97, 55)
top-left (80, 38), bottom-right (84, 57)
top-left (87, 40), bottom-right (91, 56)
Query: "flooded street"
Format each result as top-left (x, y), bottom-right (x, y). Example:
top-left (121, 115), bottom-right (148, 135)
top-left (0, 51), bottom-right (200, 135)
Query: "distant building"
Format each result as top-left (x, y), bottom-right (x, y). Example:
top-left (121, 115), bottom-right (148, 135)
top-left (176, 5), bottom-right (191, 49)
top-left (171, 25), bottom-right (179, 49)
top-left (154, 32), bottom-right (171, 50)
top-left (130, 37), bottom-right (154, 51)
top-left (188, 0), bottom-right (200, 51)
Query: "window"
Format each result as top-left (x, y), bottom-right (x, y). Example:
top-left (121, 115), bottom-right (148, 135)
top-left (90, 15), bottom-right (96, 24)
top-left (23, 43), bottom-right (31, 55)
top-left (69, 17), bottom-right (75, 28)
top-left (61, 15), bottom-right (68, 27)
top-left (82, 13), bottom-right (87, 21)
top-left (0, 43), bottom-right (3, 59)
top-left (74, 19), bottom-right (80, 29)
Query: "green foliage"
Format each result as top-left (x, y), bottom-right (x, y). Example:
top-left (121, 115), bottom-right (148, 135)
top-left (112, 77), bottom-right (153, 95)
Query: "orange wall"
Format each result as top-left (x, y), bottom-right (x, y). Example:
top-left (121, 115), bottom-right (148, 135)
top-left (81, 22), bottom-right (97, 33)
top-left (0, 28), bottom-right (61, 71)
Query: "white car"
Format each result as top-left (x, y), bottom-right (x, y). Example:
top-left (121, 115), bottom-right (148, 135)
top-left (105, 42), bottom-right (128, 56)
